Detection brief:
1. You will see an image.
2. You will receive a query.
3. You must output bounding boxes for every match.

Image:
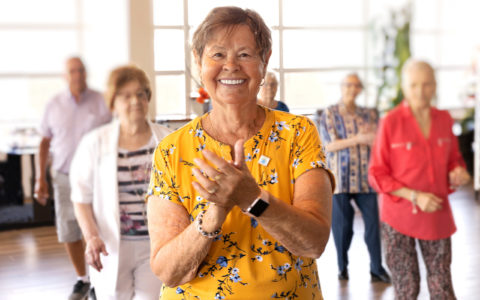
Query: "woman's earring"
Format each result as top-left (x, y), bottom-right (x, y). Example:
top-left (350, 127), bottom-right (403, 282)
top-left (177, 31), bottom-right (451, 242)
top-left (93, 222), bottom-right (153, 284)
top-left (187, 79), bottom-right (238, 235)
top-left (260, 78), bottom-right (265, 86)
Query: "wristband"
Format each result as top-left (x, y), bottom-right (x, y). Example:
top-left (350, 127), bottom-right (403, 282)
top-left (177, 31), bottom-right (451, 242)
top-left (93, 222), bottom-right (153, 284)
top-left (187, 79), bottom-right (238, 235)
top-left (195, 210), bottom-right (222, 238)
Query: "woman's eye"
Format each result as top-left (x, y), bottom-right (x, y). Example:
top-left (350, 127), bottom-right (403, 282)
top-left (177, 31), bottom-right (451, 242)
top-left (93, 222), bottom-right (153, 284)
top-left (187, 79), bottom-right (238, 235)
top-left (212, 52), bottom-right (223, 58)
top-left (239, 52), bottom-right (250, 58)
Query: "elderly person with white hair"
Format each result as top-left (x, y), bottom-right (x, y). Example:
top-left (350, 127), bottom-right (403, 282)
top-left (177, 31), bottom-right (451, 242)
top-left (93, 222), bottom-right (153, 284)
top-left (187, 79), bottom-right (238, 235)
top-left (369, 59), bottom-right (470, 299)
top-left (319, 73), bottom-right (390, 283)
top-left (257, 72), bottom-right (289, 112)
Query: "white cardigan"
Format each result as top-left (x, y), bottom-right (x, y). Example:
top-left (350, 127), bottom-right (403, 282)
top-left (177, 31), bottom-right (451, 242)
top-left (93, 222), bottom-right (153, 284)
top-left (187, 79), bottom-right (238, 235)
top-left (69, 120), bottom-right (171, 293)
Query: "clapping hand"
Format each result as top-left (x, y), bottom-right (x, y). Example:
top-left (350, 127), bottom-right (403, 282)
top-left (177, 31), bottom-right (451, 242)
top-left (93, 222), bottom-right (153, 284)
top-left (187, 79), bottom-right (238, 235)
top-left (192, 139), bottom-right (260, 211)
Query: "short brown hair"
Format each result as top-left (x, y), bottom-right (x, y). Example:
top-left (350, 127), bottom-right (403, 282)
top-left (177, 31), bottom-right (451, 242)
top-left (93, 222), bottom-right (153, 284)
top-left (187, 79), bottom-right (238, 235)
top-left (192, 6), bottom-right (272, 63)
top-left (104, 65), bottom-right (152, 110)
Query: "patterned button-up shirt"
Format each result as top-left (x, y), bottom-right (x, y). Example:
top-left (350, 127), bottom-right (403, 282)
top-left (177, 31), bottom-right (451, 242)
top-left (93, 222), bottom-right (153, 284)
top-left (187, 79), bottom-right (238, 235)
top-left (319, 103), bottom-right (378, 194)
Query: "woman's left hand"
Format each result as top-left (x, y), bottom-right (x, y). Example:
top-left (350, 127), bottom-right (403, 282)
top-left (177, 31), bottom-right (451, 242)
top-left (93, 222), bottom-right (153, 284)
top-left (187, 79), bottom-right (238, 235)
top-left (192, 140), bottom-right (260, 210)
top-left (449, 166), bottom-right (471, 188)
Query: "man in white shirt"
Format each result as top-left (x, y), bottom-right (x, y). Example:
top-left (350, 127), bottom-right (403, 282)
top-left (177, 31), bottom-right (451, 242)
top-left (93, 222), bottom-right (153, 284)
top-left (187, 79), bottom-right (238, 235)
top-left (35, 57), bottom-right (111, 300)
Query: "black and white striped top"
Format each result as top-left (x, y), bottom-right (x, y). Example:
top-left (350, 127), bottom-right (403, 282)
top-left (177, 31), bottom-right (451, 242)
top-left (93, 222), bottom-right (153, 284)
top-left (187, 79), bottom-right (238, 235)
top-left (117, 136), bottom-right (156, 240)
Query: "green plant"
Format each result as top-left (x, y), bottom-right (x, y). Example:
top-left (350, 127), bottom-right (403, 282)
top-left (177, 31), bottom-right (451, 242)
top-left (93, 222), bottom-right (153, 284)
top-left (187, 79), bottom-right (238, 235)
top-left (372, 3), bottom-right (412, 112)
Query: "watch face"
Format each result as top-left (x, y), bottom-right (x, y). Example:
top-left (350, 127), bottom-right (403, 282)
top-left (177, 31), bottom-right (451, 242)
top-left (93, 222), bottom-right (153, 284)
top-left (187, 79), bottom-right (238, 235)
top-left (248, 198), bottom-right (269, 217)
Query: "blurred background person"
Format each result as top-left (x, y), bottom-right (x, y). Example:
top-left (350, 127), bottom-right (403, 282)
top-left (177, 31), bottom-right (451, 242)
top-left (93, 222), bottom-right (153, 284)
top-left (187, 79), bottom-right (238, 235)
top-left (369, 59), bottom-right (471, 299)
top-left (35, 56), bottom-right (111, 300)
top-left (147, 6), bottom-right (334, 300)
top-left (70, 65), bottom-right (170, 299)
top-left (319, 73), bottom-right (390, 283)
top-left (257, 71), bottom-right (289, 112)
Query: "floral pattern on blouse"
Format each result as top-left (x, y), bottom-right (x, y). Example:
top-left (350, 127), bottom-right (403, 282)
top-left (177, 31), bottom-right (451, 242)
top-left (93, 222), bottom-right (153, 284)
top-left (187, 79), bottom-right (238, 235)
top-left (148, 107), bottom-right (334, 300)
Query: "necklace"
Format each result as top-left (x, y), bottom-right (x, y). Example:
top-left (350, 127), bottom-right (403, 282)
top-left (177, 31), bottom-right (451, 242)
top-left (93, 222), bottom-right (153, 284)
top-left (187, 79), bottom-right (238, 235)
top-left (206, 113), bottom-right (227, 159)
top-left (207, 109), bottom-right (262, 145)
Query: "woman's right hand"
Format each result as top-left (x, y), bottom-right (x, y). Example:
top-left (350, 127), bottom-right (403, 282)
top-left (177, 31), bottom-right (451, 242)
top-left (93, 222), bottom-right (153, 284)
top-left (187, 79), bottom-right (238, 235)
top-left (191, 140), bottom-right (261, 211)
top-left (85, 236), bottom-right (109, 272)
top-left (416, 192), bottom-right (443, 213)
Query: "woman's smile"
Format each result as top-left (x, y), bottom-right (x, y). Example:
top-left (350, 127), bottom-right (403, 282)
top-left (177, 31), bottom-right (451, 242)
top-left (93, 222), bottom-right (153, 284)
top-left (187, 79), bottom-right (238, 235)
top-left (218, 78), bottom-right (246, 85)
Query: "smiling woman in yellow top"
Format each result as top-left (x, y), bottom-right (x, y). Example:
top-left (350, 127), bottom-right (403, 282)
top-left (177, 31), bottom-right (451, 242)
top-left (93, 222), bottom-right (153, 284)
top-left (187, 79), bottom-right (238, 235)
top-left (147, 6), bottom-right (334, 300)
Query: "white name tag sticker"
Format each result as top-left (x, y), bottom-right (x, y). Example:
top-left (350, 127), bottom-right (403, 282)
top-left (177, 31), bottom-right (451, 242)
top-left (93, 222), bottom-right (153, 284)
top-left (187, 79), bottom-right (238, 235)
top-left (258, 155), bottom-right (270, 166)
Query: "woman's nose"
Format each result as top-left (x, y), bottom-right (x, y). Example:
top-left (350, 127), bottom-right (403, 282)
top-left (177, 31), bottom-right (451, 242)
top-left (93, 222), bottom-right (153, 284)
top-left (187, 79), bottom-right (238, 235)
top-left (223, 55), bottom-right (240, 72)
top-left (131, 94), bottom-right (142, 104)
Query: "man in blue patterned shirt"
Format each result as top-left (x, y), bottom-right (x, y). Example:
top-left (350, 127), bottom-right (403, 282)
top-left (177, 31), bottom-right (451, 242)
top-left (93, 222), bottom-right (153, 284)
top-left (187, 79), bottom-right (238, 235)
top-left (319, 73), bottom-right (390, 283)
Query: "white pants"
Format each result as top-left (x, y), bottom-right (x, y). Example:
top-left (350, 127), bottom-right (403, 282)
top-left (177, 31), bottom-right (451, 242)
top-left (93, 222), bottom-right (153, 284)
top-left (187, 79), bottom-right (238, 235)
top-left (95, 239), bottom-right (162, 300)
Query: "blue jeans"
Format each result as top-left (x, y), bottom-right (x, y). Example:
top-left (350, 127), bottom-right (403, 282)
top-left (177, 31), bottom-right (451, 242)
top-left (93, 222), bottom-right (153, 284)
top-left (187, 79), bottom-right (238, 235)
top-left (332, 192), bottom-right (385, 275)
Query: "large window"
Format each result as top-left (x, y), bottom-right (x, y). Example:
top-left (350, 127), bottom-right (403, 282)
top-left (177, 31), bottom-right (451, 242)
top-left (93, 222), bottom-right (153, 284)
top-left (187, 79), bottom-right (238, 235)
top-left (3, 0), bottom-right (479, 123)
top-left (153, 0), bottom-right (480, 118)
top-left (408, 0), bottom-right (480, 109)
top-left (0, 0), bottom-right (81, 123)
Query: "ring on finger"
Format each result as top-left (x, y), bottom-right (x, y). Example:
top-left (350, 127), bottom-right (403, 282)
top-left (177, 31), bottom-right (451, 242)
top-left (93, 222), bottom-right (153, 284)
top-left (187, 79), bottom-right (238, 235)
top-left (214, 174), bottom-right (224, 182)
top-left (208, 185), bottom-right (219, 194)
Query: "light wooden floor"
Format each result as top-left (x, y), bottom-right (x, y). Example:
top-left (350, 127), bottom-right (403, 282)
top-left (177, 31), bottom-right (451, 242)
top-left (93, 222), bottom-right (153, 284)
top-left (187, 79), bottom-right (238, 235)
top-left (317, 185), bottom-right (480, 300)
top-left (1, 186), bottom-right (479, 299)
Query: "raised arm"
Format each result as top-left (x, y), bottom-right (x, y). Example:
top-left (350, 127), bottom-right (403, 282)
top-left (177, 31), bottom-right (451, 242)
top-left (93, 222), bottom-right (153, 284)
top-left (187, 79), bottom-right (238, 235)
top-left (192, 139), bottom-right (333, 259)
top-left (255, 168), bottom-right (332, 258)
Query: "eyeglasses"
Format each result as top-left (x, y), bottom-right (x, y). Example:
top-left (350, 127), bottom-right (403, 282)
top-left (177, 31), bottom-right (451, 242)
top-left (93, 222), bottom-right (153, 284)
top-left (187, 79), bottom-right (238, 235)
top-left (116, 90), bottom-right (149, 102)
top-left (342, 83), bottom-right (363, 89)
top-left (264, 82), bottom-right (277, 88)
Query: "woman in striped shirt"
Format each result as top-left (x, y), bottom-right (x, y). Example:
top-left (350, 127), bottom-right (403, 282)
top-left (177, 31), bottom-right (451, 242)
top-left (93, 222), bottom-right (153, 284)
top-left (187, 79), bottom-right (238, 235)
top-left (70, 65), bottom-right (171, 299)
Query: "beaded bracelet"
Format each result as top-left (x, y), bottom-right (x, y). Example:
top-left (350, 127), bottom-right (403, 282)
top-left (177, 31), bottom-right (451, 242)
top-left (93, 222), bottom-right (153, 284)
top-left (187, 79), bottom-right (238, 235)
top-left (195, 210), bottom-right (222, 238)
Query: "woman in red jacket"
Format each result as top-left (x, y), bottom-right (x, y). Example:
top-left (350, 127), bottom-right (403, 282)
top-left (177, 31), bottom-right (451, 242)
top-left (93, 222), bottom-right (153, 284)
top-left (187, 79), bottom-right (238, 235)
top-left (369, 59), bottom-right (470, 299)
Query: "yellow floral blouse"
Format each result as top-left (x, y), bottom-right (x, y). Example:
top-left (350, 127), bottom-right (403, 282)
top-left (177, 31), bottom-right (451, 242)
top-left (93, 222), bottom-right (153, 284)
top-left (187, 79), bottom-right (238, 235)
top-left (148, 107), bottom-right (334, 300)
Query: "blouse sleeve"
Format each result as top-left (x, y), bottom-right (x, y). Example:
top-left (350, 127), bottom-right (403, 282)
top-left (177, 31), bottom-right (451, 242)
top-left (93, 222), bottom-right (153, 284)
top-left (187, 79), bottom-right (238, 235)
top-left (446, 113), bottom-right (467, 172)
top-left (147, 143), bottom-right (183, 206)
top-left (368, 116), bottom-right (404, 197)
top-left (292, 117), bottom-right (335, 191)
